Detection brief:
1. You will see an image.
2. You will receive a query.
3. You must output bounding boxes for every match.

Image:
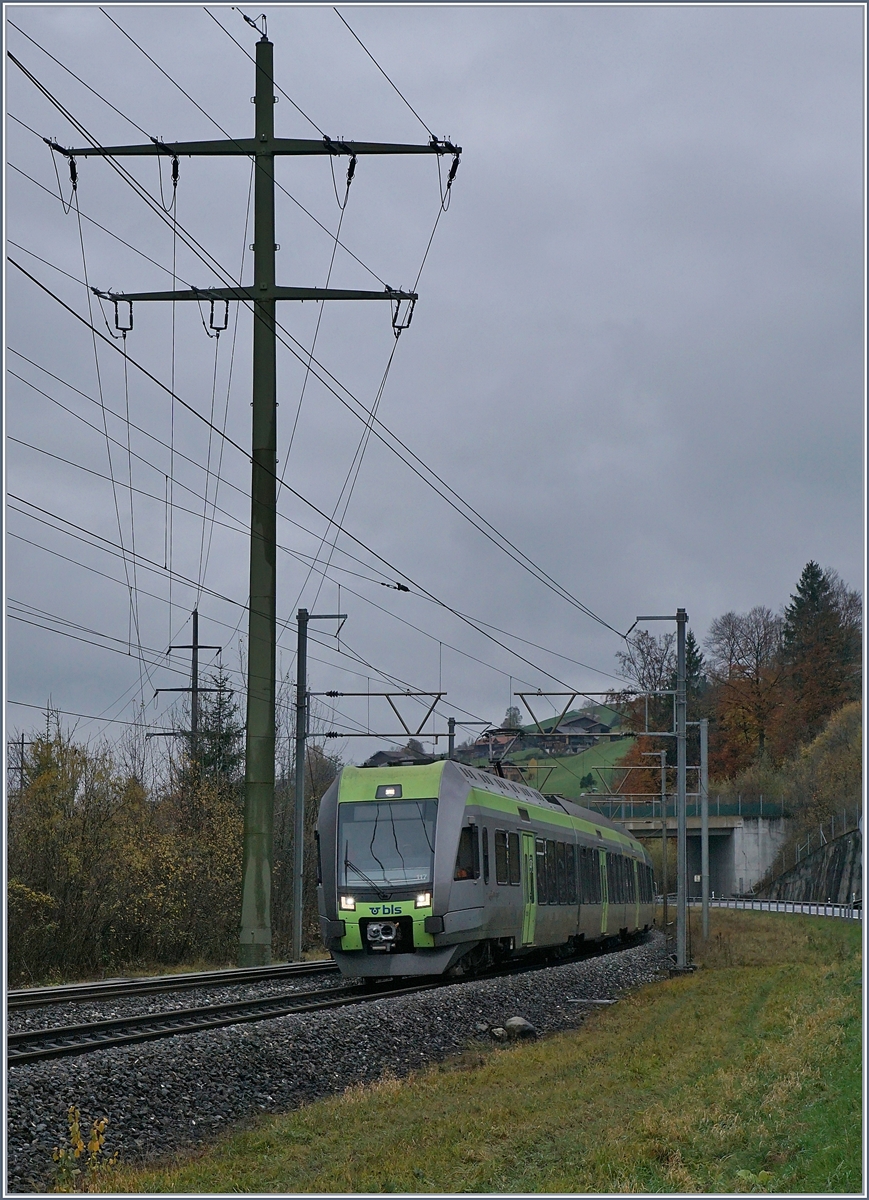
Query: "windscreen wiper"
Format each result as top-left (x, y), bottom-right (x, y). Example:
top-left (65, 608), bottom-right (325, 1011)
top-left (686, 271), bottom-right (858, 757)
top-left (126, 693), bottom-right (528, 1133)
top-left (344, 845), bottom-right (392, 900)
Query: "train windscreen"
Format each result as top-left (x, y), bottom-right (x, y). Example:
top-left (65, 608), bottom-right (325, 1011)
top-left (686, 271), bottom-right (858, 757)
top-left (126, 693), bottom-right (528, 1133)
top-left (338, 799), bottom-right (437, 888)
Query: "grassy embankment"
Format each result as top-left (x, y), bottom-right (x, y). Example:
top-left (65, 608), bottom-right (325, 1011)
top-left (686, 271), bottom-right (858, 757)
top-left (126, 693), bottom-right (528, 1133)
top-left (512, 735), bottom-right (632, 799)
top-left (101, 909), bottom-right (862, 1194)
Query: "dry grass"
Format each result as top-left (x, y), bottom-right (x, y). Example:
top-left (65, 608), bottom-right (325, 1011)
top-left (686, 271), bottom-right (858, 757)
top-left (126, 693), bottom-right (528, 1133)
top-left (99, 910), bottom-right (862, 1194)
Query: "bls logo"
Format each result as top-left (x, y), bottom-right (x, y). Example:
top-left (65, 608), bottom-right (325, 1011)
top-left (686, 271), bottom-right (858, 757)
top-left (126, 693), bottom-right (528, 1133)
top-left (369, 904), bottom-right (400, 916)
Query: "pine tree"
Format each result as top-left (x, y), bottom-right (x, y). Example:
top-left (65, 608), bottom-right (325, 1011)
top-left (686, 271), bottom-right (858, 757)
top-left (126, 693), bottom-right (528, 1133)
top-left (195, 667), bottom-right (245, 786)
top-left (781, 562), bottom-right (861, 739)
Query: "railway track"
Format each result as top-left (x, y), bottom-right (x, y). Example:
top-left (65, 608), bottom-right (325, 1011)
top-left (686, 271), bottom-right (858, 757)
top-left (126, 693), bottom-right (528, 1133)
top-left (7, 944), bottom-right (633, 1067)
top-left (7, 977), bottom-right (446, 1067)
top-left (7, 959), bottom-right (339, 1010)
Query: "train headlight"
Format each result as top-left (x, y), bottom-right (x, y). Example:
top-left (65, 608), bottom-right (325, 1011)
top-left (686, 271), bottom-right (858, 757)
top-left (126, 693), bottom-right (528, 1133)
top-left (415, 892), bottom-right (431, 908)
top-left (339, 895), bottom-right (356, 911)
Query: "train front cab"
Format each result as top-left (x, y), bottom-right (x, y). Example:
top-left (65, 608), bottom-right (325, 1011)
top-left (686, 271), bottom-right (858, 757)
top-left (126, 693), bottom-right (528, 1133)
top-left (317, 761), bottom-right (480, 978)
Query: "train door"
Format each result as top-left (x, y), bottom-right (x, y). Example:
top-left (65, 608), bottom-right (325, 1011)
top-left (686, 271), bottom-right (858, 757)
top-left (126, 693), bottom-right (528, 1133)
top-left (599, 849), bottom-right (608, 935)
top-left (521, 831), bottom-right (537, 945)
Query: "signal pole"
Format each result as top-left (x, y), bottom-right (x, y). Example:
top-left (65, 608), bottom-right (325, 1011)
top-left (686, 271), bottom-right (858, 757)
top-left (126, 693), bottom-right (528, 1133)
top-left (51, 30), bottom-right (459, 965)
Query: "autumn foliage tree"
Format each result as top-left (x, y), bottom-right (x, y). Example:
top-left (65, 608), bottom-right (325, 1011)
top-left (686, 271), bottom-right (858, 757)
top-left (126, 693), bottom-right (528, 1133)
top-left (692, 562), bottom-right (861, 780)
top-left (6, 712), bottom-right (248, 983)
top-left (704, 606), bottom-right (785, 775)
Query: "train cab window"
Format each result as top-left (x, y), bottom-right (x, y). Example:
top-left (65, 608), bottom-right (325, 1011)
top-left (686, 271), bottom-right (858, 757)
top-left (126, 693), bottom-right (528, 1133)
top-left (495, 830), bottom-right (509, 885)
top-left (508, 832), bottom-right (521, 885)
top-left (556, 842), bottom-right (567, 904)
top-left (566, 843), bottom-right (577, 904)
top-left (536, 839), bottom-right (548, 904)
top-left (482, 827), bottom-right (490, 884)
top-left (454, 826), bottom-right (480, 880)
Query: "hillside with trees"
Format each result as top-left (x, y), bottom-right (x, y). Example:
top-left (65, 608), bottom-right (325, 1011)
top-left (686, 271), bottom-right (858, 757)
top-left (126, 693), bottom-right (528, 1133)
top-left (611, 562), bottom-right (862, 849)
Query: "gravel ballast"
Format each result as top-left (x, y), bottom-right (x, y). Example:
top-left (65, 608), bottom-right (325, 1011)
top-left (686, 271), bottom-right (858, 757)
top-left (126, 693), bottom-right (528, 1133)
top-left (7, 935), bottom-right (668, 1192)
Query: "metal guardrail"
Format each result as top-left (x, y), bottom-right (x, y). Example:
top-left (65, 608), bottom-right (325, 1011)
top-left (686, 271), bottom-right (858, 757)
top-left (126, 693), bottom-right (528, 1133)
top-left (695, 897), bottom-right (862, 921)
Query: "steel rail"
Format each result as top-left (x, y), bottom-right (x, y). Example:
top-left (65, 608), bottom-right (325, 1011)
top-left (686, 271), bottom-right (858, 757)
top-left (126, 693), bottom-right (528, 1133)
top-left (8, 978), bottom-right (446, 1066)
top-left (7, 959), bottom-right (339, 1010)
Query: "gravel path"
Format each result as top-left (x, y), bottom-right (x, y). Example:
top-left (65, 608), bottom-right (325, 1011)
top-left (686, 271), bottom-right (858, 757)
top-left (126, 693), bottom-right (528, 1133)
top-left (7, 935), bottom-right (668, 1193)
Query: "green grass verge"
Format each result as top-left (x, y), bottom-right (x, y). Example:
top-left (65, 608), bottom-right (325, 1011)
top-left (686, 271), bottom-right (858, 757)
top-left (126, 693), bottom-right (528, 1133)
top-left (99, 911), bottom-right (862, 1194)
top-left (515, 736), bottom-right (633, 799)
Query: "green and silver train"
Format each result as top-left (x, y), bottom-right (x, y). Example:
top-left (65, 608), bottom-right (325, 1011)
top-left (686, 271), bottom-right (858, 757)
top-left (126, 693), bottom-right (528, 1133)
top-left (317, 759), bottom-right (655, 978)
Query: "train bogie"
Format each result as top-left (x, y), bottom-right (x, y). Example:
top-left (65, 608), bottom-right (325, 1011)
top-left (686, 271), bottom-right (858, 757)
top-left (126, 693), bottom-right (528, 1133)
top-left (317, 760), bottom-right (653, 979)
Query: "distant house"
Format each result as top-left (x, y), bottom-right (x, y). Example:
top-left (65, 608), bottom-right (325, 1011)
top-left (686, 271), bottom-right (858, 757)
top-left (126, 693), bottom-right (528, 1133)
top-left (362, 747), bottom-right (433, 768)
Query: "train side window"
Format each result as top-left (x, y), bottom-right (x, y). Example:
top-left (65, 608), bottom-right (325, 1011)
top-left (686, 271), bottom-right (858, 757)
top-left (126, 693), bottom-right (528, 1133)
top-left (582, 846), bottom-right (599, 905)
top-left (482, 827), bottom-right (490, 884)
top-left (556, 842), bottom-right (567, 904)
top-left (628, 860), bottom-right (637, 902)
top-left (508, 832), bottom-right (521, 885)
top-left (536, 839), bottom-right (548, 904)
top-left (566, 843), bottom-right (577, 903)
top-left (495, 830), bottom-right (509, 885)
top-left (454, 826), bottom-right (480, 880)
top-left (546, 840), bottom-right (557, 903)
top-left (314, 829), bottom-right (322, 885)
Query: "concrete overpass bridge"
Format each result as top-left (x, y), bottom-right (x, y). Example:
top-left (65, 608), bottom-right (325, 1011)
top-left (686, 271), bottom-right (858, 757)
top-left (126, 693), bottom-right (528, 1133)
top-left (583, 796), bottom-right (789, 896)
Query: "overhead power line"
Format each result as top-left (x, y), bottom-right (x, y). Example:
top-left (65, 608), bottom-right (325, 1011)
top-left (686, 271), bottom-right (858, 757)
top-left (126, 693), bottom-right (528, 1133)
top-left (8, 46), bottom-right (619, 639)
top-left (333, 7), bottom-right (435, 139)
top-left (9, 260), bottom-right (616, 698)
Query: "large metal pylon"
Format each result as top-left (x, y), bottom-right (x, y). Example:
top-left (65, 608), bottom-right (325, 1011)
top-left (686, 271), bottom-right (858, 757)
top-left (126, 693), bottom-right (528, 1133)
top-left (52, 30), bottom-right (460, 965)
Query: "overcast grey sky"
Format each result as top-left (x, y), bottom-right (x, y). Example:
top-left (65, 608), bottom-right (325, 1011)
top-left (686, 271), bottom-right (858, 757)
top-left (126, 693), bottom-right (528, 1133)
top-left (4, 3), bottom-right (864, 762)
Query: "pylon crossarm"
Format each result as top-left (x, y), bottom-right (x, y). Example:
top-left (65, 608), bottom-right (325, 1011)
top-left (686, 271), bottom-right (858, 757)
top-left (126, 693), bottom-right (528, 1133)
top-left (95, 286), bottom-right (418, 303)
top-left (49, 137), bottom-right (460, 159)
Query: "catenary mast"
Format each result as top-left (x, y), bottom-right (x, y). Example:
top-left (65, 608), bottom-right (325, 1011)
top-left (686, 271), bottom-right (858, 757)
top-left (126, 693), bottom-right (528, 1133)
top-left (50, 26), bottom-right (460, 965)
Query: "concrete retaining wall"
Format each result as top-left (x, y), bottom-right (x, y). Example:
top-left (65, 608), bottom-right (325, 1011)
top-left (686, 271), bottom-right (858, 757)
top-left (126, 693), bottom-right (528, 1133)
top-left (763, 829), bottom-right (862, 904)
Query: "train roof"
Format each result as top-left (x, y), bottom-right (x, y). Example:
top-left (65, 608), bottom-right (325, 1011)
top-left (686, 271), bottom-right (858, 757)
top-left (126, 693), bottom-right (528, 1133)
top-left (339, 760), bottom-right (638, 846)
top-left (447, 762), bottom-right (633, 840)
